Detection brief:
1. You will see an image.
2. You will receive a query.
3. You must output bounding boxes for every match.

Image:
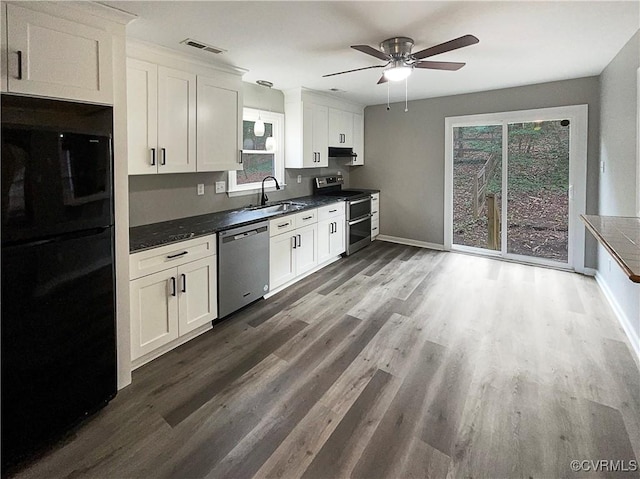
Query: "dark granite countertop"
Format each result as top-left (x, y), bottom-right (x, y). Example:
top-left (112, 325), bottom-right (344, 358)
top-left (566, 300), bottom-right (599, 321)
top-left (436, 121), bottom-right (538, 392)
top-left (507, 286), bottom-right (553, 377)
top-left (130, 195), bottom-right (348, 253)
top-left (581, 215), bottom-right (640, 283)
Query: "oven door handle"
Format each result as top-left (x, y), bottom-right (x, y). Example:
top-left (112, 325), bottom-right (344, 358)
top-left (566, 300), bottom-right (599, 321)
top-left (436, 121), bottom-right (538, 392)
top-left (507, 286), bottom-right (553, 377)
top-left (349, 197), bottom-right (370, 206)
top-left (348, 215), bottom-right (371, 226)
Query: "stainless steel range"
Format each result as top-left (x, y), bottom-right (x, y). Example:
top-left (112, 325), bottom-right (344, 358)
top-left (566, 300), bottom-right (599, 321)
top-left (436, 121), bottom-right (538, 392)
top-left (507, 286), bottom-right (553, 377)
top-left (314, 175), bottom-right (372, 255)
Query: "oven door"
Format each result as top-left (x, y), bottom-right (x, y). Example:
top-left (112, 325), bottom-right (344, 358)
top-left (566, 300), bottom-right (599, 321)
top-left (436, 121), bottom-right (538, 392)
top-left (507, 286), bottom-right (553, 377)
top-left (347, 196), bottom-right (371, 221)
top-left (346, 214), bottom-right (371, 255)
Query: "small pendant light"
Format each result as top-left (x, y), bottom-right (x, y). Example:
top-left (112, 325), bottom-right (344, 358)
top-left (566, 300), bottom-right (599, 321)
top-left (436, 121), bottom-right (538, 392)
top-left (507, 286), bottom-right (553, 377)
top-left (254, 112), bottom-right (265, 137)
top-left (265, 136), bottom-right (276, 151)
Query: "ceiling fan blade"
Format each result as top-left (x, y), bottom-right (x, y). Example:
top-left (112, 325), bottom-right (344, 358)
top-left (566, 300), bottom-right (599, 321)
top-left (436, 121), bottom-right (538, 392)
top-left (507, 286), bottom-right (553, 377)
top-left (323, 64), bottom-right (388, 78)
top-left (414, 61), bottom-right (466, 71)
top-left (412, 34), bottom-right (479, 60)
top-left (377, 75), bottom-right (388, 84)
top-left (351, 44), bottom-right (390, 61)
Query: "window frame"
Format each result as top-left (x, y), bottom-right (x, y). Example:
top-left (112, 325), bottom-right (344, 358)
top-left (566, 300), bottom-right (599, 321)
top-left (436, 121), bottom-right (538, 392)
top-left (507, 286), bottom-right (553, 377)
top-left (227, 108), bottom-right (285, 197)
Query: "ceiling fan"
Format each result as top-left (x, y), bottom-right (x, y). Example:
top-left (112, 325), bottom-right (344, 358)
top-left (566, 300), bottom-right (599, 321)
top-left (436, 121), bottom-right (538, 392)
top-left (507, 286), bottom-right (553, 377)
top-left (324, 34), bottom-right (479, 84)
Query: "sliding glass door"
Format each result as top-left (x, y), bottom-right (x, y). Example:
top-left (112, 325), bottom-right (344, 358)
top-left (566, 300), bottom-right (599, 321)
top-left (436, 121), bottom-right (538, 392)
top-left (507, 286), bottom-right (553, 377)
top-left (445, 106), bottom-right (587, 271)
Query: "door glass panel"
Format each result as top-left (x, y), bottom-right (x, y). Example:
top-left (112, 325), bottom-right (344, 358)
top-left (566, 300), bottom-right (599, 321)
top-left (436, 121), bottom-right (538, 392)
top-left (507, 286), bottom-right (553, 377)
top-left (506, 120), bottom-right (570, 262)
top-left (452, 125), bottom-right (503, 251)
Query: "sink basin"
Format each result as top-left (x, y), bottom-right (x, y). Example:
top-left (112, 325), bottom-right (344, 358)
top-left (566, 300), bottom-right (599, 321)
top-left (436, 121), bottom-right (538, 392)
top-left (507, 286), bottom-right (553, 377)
top-left (244, 201), bottom-right (305, 214)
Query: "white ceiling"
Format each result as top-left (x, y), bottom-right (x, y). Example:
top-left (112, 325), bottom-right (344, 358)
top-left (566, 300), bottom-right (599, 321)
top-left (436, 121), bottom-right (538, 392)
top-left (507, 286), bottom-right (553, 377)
top-left (103, 1), bottom-right (639, 106)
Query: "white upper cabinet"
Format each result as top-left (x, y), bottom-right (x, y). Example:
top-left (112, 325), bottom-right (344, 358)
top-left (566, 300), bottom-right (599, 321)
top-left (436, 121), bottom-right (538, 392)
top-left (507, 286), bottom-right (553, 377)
top-left (127, 59), bottom-right (158, 175)
top-left (126, 42), bottom-right (243, 175)
top-left (196, 75), bottom-right (242, 172)
top-left (127, 62), bottom-right (196, 174)
top-left (4, 4), bottom-right (113, 104)
top-left (351, 112), bottom-right (364, 166)
top-left (285, 88), bottom-right (364, 169)
top-left (328, 108), bottom-right (354, 148)
top-left (287, 100), bottom-right (328, 168)
top-left (157, 66), bottom-right (197, 173)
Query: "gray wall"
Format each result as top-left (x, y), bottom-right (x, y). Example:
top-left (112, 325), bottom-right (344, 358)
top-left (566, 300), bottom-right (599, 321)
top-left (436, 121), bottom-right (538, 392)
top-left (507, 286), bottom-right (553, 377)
top-left (351, 76), bottom-right (601, 266)
top-left (599, 31), bottom-right (639, 216)
top-left (129, 82), bottom-right (351, 227)
top-left (596, 31), bottom-right (639, 340)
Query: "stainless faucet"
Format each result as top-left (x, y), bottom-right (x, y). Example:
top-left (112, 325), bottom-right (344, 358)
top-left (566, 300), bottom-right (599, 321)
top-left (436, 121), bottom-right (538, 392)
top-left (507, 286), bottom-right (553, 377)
top-left (261, 176), bottom-right (281, 206)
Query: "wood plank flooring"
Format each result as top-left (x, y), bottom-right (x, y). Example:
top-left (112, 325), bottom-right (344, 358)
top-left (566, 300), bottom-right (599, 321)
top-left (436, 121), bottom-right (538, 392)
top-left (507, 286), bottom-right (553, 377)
top-left (11, 241), bottom-right (640, 479)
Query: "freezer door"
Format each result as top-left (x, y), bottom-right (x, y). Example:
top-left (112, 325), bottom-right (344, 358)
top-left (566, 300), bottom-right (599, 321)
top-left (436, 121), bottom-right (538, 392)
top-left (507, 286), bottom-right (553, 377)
top-left (1, 227), bottom-right (116, 468)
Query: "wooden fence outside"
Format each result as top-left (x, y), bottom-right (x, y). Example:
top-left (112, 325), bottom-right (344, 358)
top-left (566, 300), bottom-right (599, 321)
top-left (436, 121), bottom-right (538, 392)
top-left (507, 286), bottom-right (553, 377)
top-left (472, 152), bottom-right (498, 218)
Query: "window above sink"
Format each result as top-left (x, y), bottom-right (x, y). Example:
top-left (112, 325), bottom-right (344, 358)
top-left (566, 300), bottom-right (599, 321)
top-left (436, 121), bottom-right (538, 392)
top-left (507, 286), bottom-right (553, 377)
top-left (228, 108), bottom-right (285, 197)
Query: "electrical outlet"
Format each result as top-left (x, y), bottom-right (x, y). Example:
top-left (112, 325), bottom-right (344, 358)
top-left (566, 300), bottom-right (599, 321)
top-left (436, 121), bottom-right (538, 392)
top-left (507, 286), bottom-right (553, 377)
top-left (297, 175), bottom-right (302, 184)
top-left (197, 184), bottom-right (204, 195)
top-left (215, 181), bottom-right (226, 193)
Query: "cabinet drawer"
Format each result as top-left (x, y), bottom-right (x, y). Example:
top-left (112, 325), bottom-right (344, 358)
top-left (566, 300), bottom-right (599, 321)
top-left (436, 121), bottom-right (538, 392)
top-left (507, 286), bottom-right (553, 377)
top-left (371, 217), bottom-right (380, 237)
top-left (317, 202), bottom-right (345, 221)
top-left (270, 215), bottom-right (296, 237)
top-left (371, 193), bottom-right (379, 213)
top-left (295, 209), bottom-right (317, 228)
top-left (130, 234), bottom-right (216, 280)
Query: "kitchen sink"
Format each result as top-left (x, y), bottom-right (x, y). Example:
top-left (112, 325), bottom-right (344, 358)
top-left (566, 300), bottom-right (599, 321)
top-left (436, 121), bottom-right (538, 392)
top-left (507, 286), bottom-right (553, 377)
top-left (244, 201), bottom-right (306, 214)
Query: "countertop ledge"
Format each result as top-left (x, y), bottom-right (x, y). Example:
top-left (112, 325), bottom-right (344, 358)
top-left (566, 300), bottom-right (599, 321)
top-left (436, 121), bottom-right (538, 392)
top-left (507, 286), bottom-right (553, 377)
top-left (581, 215), bottom-right (640, 283)
top-left (129, 195), bottom-right (363, 253)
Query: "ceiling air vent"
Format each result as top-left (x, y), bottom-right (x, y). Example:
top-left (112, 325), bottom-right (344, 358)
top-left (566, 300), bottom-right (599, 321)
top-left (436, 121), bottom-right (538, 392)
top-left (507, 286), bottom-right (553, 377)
top-left (180, 38), bottom-right (226, 55)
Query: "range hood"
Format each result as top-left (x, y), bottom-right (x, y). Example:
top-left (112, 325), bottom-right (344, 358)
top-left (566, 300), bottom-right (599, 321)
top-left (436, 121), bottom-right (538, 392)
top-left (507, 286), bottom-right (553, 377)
top-left (328, 147), bottom-right (358, 158)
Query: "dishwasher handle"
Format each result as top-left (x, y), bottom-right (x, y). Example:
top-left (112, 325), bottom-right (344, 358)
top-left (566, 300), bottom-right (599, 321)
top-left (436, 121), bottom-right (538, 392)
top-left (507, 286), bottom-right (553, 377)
top-left (221, 225), bottom-right (268, 244)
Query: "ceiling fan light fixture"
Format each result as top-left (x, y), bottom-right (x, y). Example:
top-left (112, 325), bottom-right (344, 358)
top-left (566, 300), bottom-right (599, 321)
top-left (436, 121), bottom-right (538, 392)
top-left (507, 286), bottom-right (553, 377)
top-left (383, 64), bottom-right (412, 82)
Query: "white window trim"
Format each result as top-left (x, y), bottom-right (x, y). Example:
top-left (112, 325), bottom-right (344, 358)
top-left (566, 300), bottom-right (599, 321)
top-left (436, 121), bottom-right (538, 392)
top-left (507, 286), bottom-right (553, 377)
top-left (228, 108), bottom-right (285, 197)
top-left (444, 105), bottom-right (588, 274)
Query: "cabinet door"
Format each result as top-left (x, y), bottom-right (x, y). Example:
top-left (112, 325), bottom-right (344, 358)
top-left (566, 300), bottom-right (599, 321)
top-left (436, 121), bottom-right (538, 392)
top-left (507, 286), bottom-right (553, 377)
top-left (330, 217), bottom-right (346, 256)
top-left (295, 223), bottom-right (318, 275)
top-left (127, 59), bottom-right (158, 175)
top-left (196, 76), bottom-right (242, 172)
top-left (328, 108), bottom-right (342, 147)
top-left (130, 269), bottom-right (179, 360)
top-left (317, 219), bottom-right (333, 264)
top-left (312, 104), bottom-right (329, 167)
top-left (157, 66), bottom-right (196, 173)
top-left (6, 4), bottom-right (113, 104)
top-left (341, 111), bottom-right (354, 147)
top-left (270, 233), bottom-right (296, 290)
top-left (177, 257), bottom-right (217, 335)
top-left (302, 104), bottom-right (316, 167)
top-left (351, 112), bottom-right (364, 166)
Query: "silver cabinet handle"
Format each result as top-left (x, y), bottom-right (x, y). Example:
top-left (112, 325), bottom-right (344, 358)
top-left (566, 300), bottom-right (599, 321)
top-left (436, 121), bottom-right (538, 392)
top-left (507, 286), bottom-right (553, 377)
top-left (150, 148), bottom-right (156, 166)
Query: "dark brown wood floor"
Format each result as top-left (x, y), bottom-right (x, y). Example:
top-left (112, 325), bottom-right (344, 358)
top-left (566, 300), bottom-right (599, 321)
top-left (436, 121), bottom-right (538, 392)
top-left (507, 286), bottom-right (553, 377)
top-left (13, 241), bottom-right (640, 478)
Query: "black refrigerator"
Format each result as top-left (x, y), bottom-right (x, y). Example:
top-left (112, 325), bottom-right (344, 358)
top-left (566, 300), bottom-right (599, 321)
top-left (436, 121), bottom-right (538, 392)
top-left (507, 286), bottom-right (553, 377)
top-left (1, 95), bottom-right (117, 472)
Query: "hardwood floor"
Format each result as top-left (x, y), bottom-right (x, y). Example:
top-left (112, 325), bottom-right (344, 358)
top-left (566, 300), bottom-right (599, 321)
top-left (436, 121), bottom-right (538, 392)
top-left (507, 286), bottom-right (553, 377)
top-left (12, 241), bottom-right (640, 478)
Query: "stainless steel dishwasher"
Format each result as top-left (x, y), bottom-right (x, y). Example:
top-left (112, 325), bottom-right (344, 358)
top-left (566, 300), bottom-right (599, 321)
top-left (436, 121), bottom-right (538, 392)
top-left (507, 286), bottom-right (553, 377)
top-left (217, 221), bottom-right (270, 319)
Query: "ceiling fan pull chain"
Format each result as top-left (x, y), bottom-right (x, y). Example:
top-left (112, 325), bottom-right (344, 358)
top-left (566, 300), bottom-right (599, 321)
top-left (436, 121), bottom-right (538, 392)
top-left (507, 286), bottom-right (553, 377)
top-left (387, 82), bottom-right (390, 111)
top-left (405, 77), bottom-right (408, 112)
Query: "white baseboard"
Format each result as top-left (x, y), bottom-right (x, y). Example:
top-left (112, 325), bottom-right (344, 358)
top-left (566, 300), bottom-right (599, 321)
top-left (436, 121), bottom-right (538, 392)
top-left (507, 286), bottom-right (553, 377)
top-left (583, 267), bottom-right (597, 277)
top-left (376, 235), bottom-right (444, 251)
top-left (595, 272), bottom-right (640, 363)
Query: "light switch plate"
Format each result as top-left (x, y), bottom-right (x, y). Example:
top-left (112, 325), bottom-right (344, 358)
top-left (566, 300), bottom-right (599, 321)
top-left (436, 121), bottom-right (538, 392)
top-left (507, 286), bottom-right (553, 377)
top-left (215, 181), bottom-right (226, 193)
top-left (197, 184), bottom-right (205, 195)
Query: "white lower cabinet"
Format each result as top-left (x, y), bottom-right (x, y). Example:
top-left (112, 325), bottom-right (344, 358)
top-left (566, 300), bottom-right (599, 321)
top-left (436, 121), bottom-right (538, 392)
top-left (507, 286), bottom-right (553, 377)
top-left (371, 192), bottom-right (380, 238)
top-left (318, 217), bottom-right (345, 263)
top-left (269, 213), bottom-right (319, 290)
top-left (317, 202), bottom-right (346, 264)
top-left (129, 235), bottom-right (217, 363)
